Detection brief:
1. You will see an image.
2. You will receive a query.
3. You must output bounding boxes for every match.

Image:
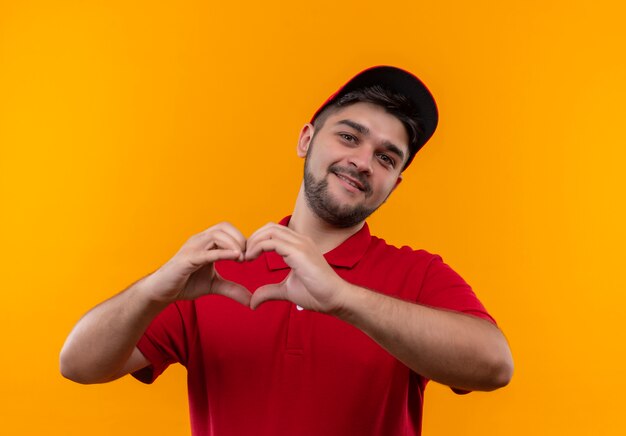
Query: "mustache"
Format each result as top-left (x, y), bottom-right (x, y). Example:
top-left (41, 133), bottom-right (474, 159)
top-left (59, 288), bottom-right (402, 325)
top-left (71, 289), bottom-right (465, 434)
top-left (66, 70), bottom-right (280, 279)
top-left (328, 164), bottom-right (372, 195)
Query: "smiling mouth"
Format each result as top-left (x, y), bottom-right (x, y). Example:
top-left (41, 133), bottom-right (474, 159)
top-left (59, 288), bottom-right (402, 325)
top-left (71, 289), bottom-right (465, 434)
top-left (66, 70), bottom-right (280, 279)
top-left (333, 171), bottom-right (365, 191)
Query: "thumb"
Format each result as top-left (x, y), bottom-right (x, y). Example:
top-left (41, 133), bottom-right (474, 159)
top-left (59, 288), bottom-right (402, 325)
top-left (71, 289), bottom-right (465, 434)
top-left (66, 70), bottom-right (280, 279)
top-left (250, 282), bottom-right (288, 310)
top-left (211, 274), bottom-right (253, 307)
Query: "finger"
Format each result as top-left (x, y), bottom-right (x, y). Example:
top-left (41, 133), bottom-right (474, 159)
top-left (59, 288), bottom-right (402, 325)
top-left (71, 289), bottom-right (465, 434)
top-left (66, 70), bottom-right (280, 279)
top-left (247, 222), bottom-right (300, 247)
top-left (184, 229), bottom-right (245, 264)
top-left (250, 282), bottom-right (288, 310)
top-left (188, 248), bottom-right (242, 268)
top-left (246, 225), bottom-right (302, 260)
top-left (212, 222), bottom-right (247, 252)
top-left (245, 237), bottom-right (300, 262)
top-left (212, 274), bottom-right (253, 307)
top-left (244, 223), bottom-right (274, 254)
top-left (207, 230), bottom-right (246, 258)
top-left (188, 222), bottom-right (246, 252)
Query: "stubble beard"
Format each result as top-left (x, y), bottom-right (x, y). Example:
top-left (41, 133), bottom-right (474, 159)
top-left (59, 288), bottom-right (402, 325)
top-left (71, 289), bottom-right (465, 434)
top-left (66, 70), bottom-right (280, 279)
top-left (303, 148), bottom-right (383, 229)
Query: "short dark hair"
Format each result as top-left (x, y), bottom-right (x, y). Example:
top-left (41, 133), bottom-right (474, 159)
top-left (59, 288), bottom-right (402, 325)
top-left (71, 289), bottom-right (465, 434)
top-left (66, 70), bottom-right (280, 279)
top-left (312, 85), bottom-right (424, 170)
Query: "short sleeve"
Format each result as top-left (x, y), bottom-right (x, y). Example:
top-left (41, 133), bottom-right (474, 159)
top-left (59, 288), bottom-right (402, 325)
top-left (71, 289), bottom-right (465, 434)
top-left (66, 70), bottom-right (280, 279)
top-left (416, 255), bottom-right (496, 395)
top-left (132, 302), bottom-right (190, 384)
top-left (417, 255), bottom-right (496, 324)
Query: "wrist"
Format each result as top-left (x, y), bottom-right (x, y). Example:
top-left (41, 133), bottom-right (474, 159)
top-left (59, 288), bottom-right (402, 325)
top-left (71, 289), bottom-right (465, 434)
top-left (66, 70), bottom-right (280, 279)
top-left (328, 281), bottom-right (363, 320)
top-left (134, 273), bottom-right (176, 308)
top-left (331, 283), bottom-right (387, 330)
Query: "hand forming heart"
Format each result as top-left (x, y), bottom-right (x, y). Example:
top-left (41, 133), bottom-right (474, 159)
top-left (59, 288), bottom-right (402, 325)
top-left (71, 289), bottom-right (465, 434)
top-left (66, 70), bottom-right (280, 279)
top-left (145, 222), bottom-right (348, 314)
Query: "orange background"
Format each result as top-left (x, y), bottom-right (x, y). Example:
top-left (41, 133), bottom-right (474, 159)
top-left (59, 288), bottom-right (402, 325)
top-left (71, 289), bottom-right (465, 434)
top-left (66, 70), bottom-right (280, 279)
top-left (1, 1), bottom-right (625, 435)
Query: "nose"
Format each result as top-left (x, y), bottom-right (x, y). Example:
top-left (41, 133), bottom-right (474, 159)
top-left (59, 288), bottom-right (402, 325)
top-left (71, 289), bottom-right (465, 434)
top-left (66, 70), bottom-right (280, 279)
top-left (347, 145), bottom-right (374, 175)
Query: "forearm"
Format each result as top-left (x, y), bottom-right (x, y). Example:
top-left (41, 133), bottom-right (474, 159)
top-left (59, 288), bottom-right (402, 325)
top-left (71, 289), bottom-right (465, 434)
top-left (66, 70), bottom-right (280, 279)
top-left (60, 276), bottom-right (168, 384)
top-left (335, 284), bottom-right (513, 391)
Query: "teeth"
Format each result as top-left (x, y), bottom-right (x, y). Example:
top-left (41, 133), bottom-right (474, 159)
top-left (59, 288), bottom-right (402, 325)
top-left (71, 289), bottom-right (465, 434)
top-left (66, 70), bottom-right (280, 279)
top-left (337, 174), bottom-right (360, 190)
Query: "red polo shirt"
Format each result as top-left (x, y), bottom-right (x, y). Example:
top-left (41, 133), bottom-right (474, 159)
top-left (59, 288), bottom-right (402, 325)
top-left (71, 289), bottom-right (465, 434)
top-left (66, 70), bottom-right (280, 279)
top-left (133, 217), bottom-right (494, 436)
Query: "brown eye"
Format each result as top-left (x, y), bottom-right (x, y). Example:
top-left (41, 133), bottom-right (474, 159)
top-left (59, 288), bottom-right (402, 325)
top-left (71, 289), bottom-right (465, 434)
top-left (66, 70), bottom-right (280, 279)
top-left (377, 153), bottom-right (395, 168)
top-left (339, 133), bottom-right (357, 143)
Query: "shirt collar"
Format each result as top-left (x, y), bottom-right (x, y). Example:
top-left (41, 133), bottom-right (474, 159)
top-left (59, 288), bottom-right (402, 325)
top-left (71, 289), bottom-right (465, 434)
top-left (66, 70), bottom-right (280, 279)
top-left (265, 216), bottom-right (371, 271)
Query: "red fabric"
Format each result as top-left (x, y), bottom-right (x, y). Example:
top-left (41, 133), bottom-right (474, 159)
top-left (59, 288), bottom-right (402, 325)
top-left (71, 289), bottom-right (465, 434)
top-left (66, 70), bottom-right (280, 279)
top-left (133, 217), bottom-right (494, 436)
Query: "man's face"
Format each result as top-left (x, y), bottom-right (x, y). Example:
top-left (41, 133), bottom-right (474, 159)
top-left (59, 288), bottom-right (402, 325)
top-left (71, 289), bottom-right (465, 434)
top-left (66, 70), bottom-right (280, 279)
top-left (299, 102), bottom-right (409, 228)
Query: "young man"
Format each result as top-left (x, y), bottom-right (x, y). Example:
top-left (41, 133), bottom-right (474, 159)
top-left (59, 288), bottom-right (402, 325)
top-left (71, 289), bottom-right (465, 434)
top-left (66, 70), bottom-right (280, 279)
top-left (60, 66), bottom-right (513, 436)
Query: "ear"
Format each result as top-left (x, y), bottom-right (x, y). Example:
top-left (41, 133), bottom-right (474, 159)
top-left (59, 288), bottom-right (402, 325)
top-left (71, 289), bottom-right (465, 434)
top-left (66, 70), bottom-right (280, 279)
top-left (391, 174), bottom-right (403, 192)
top-left (297, 123), bottom-right (315, 158)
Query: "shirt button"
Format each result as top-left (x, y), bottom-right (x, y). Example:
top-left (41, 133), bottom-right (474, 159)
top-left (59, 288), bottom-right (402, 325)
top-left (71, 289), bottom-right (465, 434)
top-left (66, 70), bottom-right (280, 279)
top-left (296, 305), bottom-right (304, 311)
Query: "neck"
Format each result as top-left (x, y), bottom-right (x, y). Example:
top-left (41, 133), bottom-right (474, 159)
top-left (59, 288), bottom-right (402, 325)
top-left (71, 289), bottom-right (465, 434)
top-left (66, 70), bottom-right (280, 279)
top-left (289, 182), bottom-right (365, 254)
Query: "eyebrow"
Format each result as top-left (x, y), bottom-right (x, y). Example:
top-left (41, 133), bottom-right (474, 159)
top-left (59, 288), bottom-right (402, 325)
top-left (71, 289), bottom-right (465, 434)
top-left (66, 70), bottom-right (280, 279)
top-left (335, 119), bottom-right (406, 163)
